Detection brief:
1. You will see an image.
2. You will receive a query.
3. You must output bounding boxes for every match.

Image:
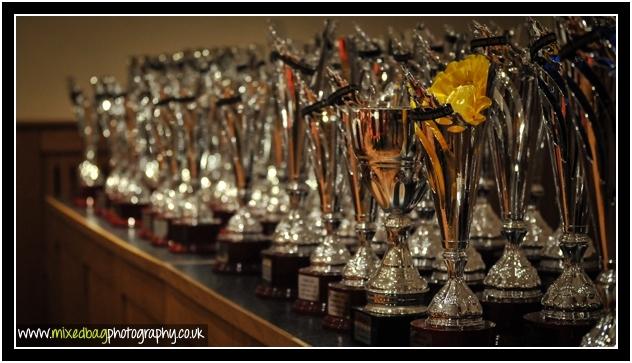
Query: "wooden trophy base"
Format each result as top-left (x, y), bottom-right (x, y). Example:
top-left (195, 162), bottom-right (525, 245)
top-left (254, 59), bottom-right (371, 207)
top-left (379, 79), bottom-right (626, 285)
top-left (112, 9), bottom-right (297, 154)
top-left (292, 268), bottom-right (342, 316)
top-left (322, 282), bottom-right (366, 332)
top-left (150, 215), bottom-right (173, 247)
top-left (212, 234), bottom-right (270, 274)
top-left (167, 220), bottom-right (222, 254)
top-left (352, 307), bottom-right (427, 346)
top-left (410, 319), bottom-right (496, 347)
top-left (523, 311), bottom-right (599, 347)
top-left (481, 296), bottom-right (542, 346)
top-left (255, 251), bottom-right (311, 300)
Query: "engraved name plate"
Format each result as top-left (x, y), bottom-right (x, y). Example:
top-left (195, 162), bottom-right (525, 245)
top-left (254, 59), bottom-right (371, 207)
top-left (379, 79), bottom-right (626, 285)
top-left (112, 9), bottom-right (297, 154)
top-left (327, 289), bottom-right (349, 317)
top-left (298, 274), bottom-right (320, 302)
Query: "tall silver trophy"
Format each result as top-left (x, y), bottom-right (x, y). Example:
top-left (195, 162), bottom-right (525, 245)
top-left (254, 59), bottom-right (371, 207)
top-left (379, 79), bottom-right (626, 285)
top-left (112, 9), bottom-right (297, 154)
top-left (256, 30), bottom-right (321, 299)
top-left (407, 54), bottom-right (497, 346)
top-left (323, 76), bottom-right (380, 330)
top-left (293, 96), bottom-right (351, 315)
top-left (349, 106), bottom-right (430, 346)
top-left (523, 18), bottom-right (606, 346)
top-left (214, 73), bottom-right (272, 273)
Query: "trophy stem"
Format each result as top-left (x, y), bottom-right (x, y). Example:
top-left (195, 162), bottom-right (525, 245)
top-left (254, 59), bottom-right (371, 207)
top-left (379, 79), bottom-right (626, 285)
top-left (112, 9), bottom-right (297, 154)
top-left (541, 232), bottom-right (603, 320)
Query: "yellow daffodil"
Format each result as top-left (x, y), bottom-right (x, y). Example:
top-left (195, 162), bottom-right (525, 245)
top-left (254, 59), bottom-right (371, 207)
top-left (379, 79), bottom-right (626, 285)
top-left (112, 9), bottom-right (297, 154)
top-left (428, 54), bottom-right (492, 126)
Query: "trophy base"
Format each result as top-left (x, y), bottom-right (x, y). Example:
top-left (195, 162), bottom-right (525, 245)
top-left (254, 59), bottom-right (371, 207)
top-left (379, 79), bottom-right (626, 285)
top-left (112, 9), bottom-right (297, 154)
top-left (481, 296), bottom-right (542, 346)
top-left (523, 311), bottom-right (598, 347)
top-left (255, 251), bottom-right (311, 300)
top-left (410, 319), bottom-right (497, 347)
top-left (212, 234), bottom-right (270, 274)
top-left (292, 268), bottom-right (342, 316)
top-left (471, 239), bottom-right (504, 272)
top-left (167, 220), bottom-right (222, 254)
top-left (352, 306), bottom-right (427, 346)
top-left (322, 282), bottom-right (367, 332)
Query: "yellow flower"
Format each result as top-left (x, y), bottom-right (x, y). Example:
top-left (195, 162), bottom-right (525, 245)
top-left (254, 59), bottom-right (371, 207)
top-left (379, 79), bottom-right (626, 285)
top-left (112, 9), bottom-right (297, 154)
top-left (428, 54), bottom-right (492, 126)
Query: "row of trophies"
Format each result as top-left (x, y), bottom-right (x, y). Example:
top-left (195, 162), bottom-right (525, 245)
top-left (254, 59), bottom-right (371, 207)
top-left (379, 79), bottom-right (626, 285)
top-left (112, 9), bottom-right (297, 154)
top-left (69, 16), bottom-right (616, 347)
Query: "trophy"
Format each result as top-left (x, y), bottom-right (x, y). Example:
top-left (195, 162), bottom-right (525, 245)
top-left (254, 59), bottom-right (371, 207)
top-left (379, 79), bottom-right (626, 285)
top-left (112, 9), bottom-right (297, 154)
top-left (349, 107), bottom-right (430, 346)
top-left (68, 77), bottom-right (104, 207)
top-left (165, 92), bottom-right (223, 255)
top-left (460, 24), bottom-right (544, 347)
top-left (407, 54), bottom-right (496, 346)
top-left (292, 96), bottom-right (351, 315)
top-left (322, 90), bottom-right (380, 331)
top-left (214, 70), bottom-right (271, 273)
top-left (522, 18), bottom-right (606, 346)
top-left (255, 42), bottom-right (321, 299)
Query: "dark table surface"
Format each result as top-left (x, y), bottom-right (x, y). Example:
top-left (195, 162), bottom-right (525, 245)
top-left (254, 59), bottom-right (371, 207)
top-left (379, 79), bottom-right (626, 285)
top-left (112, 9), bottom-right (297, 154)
top-left (73, 204), bottom-right (359, 347)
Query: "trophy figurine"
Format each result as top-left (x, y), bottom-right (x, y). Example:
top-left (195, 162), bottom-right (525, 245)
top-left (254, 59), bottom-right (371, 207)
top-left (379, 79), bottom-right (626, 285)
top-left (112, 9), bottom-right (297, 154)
top-left (322, 85), bottom-right (380, 330)
top-left (524, 17), bottom-right (613, 346)
top-left (214, 81), bottom-right (271, 273)
top-left (292, 98), bottom-right (351, 315)
top-left (407, 54), bottom-right (496, 347)
top-left (68, 77), bottom-right (104, 208)
top-left (349, 107), bottom-right (430, 346)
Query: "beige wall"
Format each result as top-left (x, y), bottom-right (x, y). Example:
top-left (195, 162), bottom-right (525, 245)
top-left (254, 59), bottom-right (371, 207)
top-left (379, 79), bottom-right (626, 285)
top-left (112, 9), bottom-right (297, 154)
top-left (16, 16), bottom-right (537, 121)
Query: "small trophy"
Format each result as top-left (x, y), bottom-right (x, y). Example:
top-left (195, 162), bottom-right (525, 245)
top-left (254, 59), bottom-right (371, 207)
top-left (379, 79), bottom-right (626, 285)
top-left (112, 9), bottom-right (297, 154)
top-left (322, 82), bottom-right (380, 330)
top-left (255, 45), bottom-right (320, 299)
top-left (68, 77), bottom-right (104, 208)
top-left (214, 74), bottom-right (271, 273)
top-left (293, 98), bottom-right (351, 315)
top-left (407, 54), bottom-right (496, 346)
top-left (349, 107), bottom-right (430, 346)
top-left (165, 92), bottom-right (222, 255)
